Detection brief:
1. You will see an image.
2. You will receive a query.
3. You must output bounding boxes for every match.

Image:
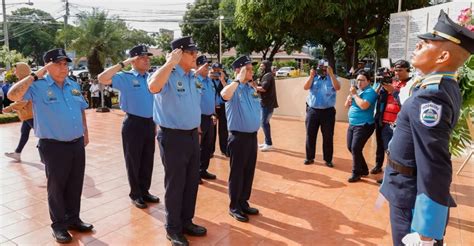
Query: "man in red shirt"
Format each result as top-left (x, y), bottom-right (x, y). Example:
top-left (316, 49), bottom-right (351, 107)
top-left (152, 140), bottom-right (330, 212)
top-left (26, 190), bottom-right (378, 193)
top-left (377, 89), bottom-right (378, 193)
top-left (372, 60), bottom-right (411, 183)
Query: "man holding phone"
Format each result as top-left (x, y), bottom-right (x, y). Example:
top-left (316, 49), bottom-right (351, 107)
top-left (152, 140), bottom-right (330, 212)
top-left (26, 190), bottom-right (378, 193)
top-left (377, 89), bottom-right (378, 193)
top-left (209, 63), bottom-right (229, 156)
top-left (221, 55), bottom-right (261, 222)
top-left (303, 59), bottom-right (341, 167)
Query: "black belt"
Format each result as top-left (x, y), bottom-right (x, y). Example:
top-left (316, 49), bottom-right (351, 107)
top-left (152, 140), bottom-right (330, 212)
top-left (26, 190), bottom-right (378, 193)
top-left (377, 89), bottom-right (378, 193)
top-left (230, 131), bottom-right (257, 136)
top-left (310, 106), bottom-right (335, 111)
top-left (41, 136), bottom-right (83, 144)
top-left (126, 113), bottom-right (153, 121)
top-left (388, 158), bottom-right (416, 176)
top-left (160, 126), bottom-right (197, 135)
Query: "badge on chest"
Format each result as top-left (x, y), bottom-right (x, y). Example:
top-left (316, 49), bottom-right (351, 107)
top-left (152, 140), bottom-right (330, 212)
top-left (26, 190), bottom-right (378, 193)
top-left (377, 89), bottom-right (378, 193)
top-left (177, 81), bottom-right (185, 92)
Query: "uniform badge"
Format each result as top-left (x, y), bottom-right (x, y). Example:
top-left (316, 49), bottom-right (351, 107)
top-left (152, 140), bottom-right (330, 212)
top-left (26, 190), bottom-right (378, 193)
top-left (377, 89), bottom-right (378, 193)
top-left (132, 79), bottom-right (140, 87)
top-left (252, 91), bottom-right (259, 98)
top-left (177, 81), bottom-right (185, 92)
top-left (420, 102), bottom-right (442, 127)
top-left (47, 89), bottom-right (57, 101)
top-left (71, 88), bottom-right (81, 96)
top-left (195, 79), bottom-right (203, 89)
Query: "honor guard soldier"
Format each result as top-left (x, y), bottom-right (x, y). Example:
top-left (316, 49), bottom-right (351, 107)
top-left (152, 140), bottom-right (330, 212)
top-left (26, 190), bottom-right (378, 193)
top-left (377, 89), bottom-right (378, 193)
top-left (8, 48), bottom-right (93, 243)
top-left (195, 55), bottom-right (217, 181)
top-left (98, 45), bottom-right (159, 209)
top-left (221, 56), bottom-right (262, 222)
top-left (148, 36), bottom-right (207, 246)
top-left (380, 10), bottom-right (474, 246)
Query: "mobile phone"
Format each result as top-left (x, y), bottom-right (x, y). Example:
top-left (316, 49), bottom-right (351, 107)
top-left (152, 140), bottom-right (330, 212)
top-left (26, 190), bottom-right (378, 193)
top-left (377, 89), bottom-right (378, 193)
top-left (324, 61), bottom-right (329, 67)
top-left (350, 79), bottom-right (358, 89)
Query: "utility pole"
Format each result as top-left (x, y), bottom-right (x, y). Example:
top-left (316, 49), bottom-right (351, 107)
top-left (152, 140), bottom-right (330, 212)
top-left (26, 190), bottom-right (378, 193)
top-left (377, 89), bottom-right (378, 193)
top-left (218, 15), bottom-right (224, 63)
top-left (64, 0), bottom-right (69, 49)
top-left (2, 0), bottom-right (10, 69)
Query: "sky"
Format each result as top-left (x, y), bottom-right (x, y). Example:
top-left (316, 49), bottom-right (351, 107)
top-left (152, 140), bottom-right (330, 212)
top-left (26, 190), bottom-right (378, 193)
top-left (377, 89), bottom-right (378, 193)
top-left (3, 0), bottom-right (195, 37)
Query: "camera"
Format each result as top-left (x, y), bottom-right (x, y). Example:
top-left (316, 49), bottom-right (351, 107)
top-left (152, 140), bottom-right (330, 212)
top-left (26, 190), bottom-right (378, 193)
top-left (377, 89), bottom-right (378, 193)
top-left (376, 67), bottom-right (394, 85)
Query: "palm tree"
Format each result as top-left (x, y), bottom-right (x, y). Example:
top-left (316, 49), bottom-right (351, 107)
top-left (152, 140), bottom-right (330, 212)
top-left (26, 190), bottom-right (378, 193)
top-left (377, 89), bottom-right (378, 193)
top-left (59, 9), bottom-right (155, 78)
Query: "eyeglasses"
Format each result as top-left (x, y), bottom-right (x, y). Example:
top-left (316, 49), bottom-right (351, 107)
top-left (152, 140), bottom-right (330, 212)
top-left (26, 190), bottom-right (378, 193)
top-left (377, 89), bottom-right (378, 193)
top-left (394, 68), bottom-right (407, 72)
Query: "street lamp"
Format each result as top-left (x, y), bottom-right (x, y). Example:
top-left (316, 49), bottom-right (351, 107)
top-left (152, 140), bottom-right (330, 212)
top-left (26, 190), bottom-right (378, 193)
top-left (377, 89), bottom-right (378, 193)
top-left (2, 0), bottom-right (34, 69)
top-left (218, 15), bottom-right (224, 63)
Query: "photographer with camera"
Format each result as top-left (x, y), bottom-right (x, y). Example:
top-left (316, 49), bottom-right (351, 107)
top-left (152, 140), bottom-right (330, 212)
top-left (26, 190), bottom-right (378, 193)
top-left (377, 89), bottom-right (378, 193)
top-left (303, 59), bottom-right (341, 167)
top-left (209, 63), bottom-right (230, 156)
top-left (372, 60), bottom-right (411, 183)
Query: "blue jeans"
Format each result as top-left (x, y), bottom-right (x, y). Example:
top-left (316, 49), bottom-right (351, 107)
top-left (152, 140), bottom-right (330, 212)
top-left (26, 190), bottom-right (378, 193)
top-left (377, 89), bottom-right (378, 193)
top-left (15, 119), bottom-right (34, 153)
top-left (261, 106), bottom-right (274, 145)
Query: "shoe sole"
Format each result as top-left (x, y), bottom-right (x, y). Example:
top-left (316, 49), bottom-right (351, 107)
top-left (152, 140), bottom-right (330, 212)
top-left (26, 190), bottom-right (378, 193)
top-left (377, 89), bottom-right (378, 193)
top-left (166, 234), bottom-right (189, 246)
top-left (229, 212), bottom-right (249, 222)
top-left (183, 230), bottom-right (207, 237)
top-left (52, 233), bottom-right (72, 244)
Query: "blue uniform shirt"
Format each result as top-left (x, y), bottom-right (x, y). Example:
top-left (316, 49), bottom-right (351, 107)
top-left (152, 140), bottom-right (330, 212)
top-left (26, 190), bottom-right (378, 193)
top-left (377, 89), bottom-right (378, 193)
top-left (225, 83), bottom-right (261, 133)
top-left (112, 70), bottom-right (153, 118)
top-left (24, 75), bottom-right (88, 141)
top-left (380, 74), bottom-right (461, 240)
top-left (306, 75), bottom-right (337, 109)
top-left (197, 75), bottom-right (216, 115)
top-left (152, 65), bottom-right (201, 130)
top-left (348, 86), bottom-right (377, 126)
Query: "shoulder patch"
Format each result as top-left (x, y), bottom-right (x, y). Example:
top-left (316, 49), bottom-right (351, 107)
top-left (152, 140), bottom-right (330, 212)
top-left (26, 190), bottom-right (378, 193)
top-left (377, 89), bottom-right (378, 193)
top-left (419, 102), bottom-right (442, 127)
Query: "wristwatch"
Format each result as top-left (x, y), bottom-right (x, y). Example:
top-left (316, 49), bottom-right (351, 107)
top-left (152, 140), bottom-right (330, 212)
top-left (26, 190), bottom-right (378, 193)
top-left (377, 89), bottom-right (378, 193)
top-left (119, 62), bottom-right (125, 68)
top-left (233, 80), bottom-right (240, 84)
top-left (30, 72), bottom-right (38, 81)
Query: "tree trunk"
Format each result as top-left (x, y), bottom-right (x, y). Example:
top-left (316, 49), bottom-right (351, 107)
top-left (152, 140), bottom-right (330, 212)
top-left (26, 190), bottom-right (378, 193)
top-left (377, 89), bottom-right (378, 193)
top-left (322, 42), bottom-right (335, 69)
top-left (88, 48), bottom-right (104, 79)
top-left (268, 44), bottom-right (282, 62)
top-left (344, 38), bottom-right (359, 71)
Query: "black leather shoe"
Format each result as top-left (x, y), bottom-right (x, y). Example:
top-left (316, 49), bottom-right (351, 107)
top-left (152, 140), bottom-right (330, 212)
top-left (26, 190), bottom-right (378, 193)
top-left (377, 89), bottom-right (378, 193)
top-left (52, 229), bottom-right (72, 244)
top-left (325, 161), bottom-right (334, 168)
top-left (370, 166), bottom-right (383, 174)
top-left (361, 170), bottom-right (369, 176)
top-left (132, 198), bottom-right (147, 209)
top-left (242, 206), bottom-right (259, 215)
top-left (348, 174), bottom-right (362, 183)
top-left (304, 159), bottom-right (314, 165)
top-left (183, 223), bottom-right (207, 236)
top-left (143, 193), bottom-right (160, 203)
top-left (229, 210), bottom-right (249, 222)
top-left (199, 179), bottom-right (203, 185)
top-left (166, 233), bottom-right (189, 246)
top-left (68, 221), bottom-right (94, 232)
top-left (200, 171), bottom-right (216, 180)
top-left (377, 179), bottom-right (383, 184)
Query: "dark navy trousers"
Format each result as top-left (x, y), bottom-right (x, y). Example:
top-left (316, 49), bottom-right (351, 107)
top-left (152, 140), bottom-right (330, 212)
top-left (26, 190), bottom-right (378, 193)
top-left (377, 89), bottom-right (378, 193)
top-left (15, 119), bottom-right (34, 153)
top-left (200, 114), bottom-right (214, 173)
top-left (158, 127), bottom-right (200, 234)
top-left (38, 137), bottom-right (85, 230)
top-left (347, 123), bottom-right (375, 175)
top-left (212, 105), bottom-right (228, 154)
top-left (305, 107), bottom-right (336, 162)
top-left (227, 131), bottom-right (257, 212)
top-left (122, 113), bottom-right (155, 200)
top-left (375, 123), bottom-right (394, 168)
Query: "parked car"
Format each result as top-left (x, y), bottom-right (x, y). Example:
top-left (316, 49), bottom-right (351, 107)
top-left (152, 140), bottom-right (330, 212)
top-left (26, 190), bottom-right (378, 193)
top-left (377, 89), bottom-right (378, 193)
top-left (276, 67), bottom-right (297, 77)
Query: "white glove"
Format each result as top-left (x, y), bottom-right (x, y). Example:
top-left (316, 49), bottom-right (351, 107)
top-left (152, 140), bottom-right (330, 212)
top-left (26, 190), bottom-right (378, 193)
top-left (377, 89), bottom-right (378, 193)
top-left (402, 232), bottom-right (436, 246)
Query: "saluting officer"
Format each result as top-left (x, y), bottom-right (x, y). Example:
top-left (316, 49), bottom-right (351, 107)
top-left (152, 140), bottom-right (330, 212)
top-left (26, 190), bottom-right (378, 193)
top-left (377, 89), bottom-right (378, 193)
top-left (148, 36), bottom-right (207, 246)
top-left (98, 45), bottom-right (159, 209)
top-left (380, 10), bottom-right (474, 246)
top-left (195, 55), bottom-right (217, 181)
top-left (221, 56), bottom-right (261, 222)
top-left (7, 48), bottom-right (93, 243)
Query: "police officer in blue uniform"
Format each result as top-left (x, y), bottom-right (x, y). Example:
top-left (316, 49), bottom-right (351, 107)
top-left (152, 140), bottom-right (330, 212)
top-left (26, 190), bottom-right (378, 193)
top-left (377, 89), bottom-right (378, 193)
top-left (380, 10), bottom-right (474, 246)
top-left (7, 48), bottom-right (93, 243)
top-left (98, 45), bottom-right (159, 209)
top-left (303, 59), bottom-right (341, 166)
top-left (148, 36), bottom-right (207, 246)
top-left (195, 55), bottom-right (217, 181)
top-left (221, 56), bottom-right (262, 222)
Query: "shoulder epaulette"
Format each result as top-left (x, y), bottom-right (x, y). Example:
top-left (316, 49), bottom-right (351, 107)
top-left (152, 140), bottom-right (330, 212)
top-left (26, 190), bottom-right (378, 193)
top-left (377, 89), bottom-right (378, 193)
top-left (420, 74), bottom-right (443, 89)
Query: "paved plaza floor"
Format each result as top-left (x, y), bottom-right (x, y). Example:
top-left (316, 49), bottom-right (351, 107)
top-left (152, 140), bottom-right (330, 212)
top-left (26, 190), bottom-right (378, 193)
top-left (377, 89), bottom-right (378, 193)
top-left (0, 109), bottom-right (473, 245)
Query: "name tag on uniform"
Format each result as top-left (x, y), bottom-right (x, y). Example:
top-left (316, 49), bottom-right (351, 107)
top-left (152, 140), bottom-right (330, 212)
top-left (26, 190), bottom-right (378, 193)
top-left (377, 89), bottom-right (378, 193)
top-left (47, 90), bottom-right (57, 101)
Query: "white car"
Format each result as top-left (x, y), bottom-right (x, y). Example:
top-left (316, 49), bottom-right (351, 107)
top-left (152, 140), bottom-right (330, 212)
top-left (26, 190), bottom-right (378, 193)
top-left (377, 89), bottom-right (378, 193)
top-left (276, 67), bottom-right (296, 77)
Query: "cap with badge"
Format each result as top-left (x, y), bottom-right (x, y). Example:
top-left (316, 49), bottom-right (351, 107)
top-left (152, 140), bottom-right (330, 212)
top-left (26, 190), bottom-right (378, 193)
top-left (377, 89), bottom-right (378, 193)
top-left (212, 63), bottom-right (223, 69)
top-left (231, 55), bottom-right (252, 70)
top-left (43, 48), bottom-right (72, 63)
top-left (196, 55), bottom-right (210, 66)
top-left (129, 45), bottom-right (153, 57)
top-left (170, 36), bottom-right (198, 51)
top-left (418, 10), bottom-right (474, 54)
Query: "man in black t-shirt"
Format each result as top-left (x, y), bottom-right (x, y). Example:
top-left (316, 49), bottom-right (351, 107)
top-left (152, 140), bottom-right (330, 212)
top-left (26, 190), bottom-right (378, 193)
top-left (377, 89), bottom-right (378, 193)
top-left (256, 60), bottom-right (278, 152)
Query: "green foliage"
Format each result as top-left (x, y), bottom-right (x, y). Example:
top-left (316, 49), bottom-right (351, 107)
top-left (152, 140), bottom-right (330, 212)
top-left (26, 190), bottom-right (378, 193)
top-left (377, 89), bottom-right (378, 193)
top-left (0, 113), bottom-right (20, 124)
top-left (154, 30), bottom-right (173, 53)
top-left (150, 55), bottom-right (166, 66)
top-left (4, 69), bottom-right (18, 83)
top-left (57, 9), bottom-right (155, 77)
top-left (7, 8), bottom-right (59, 66)
top-left (181, 0), bottom-right (232, 59)
top-left (0, 47), bottom-right (27, 67)
top-left (450, 55), bottom-right (474, 156)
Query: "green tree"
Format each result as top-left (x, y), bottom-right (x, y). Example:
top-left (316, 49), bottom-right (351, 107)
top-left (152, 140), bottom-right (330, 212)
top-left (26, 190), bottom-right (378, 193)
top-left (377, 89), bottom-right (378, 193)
top-left (181, 0), bottom-right (232, 61)
top-left (57, 9), bottom-right (155, 78)
top-left (6, 8), bottom-right (60, 66)
top-left (154, 30), bottom-right (173, 53)
top-left (0, 46), bottom-right (27, 67)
